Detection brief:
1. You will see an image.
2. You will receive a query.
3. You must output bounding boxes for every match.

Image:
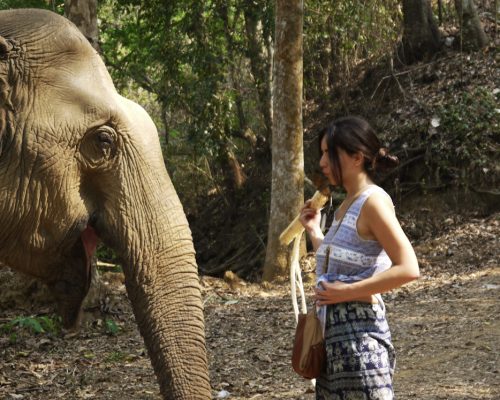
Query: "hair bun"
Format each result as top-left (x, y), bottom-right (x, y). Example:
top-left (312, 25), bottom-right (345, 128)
top-left (377, 147), bottom-right (388, 159)
top-left (374, 147), bottom-right (399, 172)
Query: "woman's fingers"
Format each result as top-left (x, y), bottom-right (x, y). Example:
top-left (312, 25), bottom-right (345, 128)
top-left (300, 199), bottom-right (322, 231)
top-left (314, 281), bottom-right (357, 305)
top-left (300, 208), bottom-right (318, 224)
top-left (313, 286), bottom-right (327, 299)
top-left (302, 209), bottom-right (315, 219)
top-left (313, 281), bottom-right (339, 303)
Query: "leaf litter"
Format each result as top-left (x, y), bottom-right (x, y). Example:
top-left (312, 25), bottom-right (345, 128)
top-left (0, 213), bottom-right (498, 399)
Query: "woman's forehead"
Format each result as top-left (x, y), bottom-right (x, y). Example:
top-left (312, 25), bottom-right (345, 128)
top-left (321, 136), bottom-right (328, 148)
top-left (321, 136), bottom-right (340, 152)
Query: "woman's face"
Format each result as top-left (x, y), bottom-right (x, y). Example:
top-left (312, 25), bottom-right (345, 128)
top-left (319, 136), bottom-right (337, 185)
top-left (319, 136), bottom-right (357, 186)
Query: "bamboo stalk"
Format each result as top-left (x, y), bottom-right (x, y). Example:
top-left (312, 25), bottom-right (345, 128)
top-left (279, 190), bottom-right (330, 245)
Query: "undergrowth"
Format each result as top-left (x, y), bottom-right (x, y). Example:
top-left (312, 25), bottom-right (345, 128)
top-left (386, 86), bottom-right (499, 191)
top-left (432, 87), bottom-right (499, 187)
top-left (0, 315), bottom-right (61, 344)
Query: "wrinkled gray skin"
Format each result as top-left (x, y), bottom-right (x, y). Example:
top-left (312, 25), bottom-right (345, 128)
top-left (0, 9), bottom-right (210, 399)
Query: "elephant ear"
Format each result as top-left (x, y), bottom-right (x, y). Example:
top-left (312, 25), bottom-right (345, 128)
top-left (0, 36), bottom-right (13, 58)
top-left (0, 36), bottom-right (10, 102)
top-left (0, 36), bottom-right (13, 158)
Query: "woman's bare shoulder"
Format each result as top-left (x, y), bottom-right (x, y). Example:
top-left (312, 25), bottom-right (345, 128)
top-left (363, 189), bottom-right (395, 217)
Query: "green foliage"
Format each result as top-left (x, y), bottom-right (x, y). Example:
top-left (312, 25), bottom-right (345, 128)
top-left (304, 0), bottom-right (401, 98)
top-left (97, 0), bottom-right (409, 215)
top-left (395, 87), bottom-right (499, 189)
top-left (104, 318), bottom-right (121, 336)
top-left (104, 351), bottom-right (135, 363)
top-left (96, 243), bottom-right (119, 264)
top-left (0, 0), bottom-right (64, 13)
top-left (431, 87), bottom-right (499, 185)
top-left (105, 2), bottom-right (238, 126)
top-left (8, 332), bottom-right (17, 344)
top-left (97, 0), bottom-right (275, 214)
top-left (0, 315), bottom-right (61, 336)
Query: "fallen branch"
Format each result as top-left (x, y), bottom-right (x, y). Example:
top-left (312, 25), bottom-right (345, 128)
top-left (201, 242), bottom-right (256, 276)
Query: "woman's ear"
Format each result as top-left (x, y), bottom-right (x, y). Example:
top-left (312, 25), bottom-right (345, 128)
top-left (353, 151), bottom-right (365, 167)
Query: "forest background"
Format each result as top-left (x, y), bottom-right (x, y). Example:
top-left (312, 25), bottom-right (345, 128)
top-left (0, 0), bottom-right (498, 281)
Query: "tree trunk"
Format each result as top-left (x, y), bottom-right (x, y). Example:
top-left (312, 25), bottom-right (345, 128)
top-left (454, 0), bottom-right (489, 50)
top-left (243, 3), bottom-right (273, 142)
top-left (216, 2), bottom-right (251, 142)
top-left (401, 0), bottom-right (442, 63)
top-left (262, 0), bottom-right (304, 282)
top-left (64, 0), bottom-right (100, 52)
top-left (328, 15), bottom-right (342, 89)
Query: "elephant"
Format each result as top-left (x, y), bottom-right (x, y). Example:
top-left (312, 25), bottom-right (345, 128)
top-left (0, 8), bottom-right (211, 399)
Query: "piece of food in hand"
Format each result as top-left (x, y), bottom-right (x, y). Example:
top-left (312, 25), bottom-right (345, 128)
top-left (279, 189), bottom-right (330, 245)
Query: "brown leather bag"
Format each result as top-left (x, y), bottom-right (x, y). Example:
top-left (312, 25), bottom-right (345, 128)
top-left (291, 305), bottom-right (326, 379)
top-left (291, 244), bottom-right (336, 379)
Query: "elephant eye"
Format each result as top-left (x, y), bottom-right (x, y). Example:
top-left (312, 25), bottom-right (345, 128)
top-left (80, 125), bottom-right (118, 167)
top-left (97, 130), bottom-right (115, 155)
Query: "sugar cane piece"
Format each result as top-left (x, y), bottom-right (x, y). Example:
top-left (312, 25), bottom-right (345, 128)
top-left (279, 190), bottom-right (330, 245)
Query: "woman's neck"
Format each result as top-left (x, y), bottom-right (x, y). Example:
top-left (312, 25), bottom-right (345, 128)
top-left (344, 175), bottom-right (373, 200)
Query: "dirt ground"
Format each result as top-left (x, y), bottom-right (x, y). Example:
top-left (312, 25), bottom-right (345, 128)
top-left (0, 213), bottom-right (498, 400)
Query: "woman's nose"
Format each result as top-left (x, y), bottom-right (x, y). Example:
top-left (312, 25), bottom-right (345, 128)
top-left (319, 154), bottom-right (327, 168)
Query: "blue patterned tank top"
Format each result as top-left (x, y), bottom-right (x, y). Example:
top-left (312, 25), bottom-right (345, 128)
top-left (316, 185), bottom-right (393, 283)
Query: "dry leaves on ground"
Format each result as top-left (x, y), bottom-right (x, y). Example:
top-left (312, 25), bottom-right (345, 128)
top-left (0, 214), bottom-right (498, 399)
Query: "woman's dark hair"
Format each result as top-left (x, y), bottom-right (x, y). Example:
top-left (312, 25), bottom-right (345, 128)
top-left (319, 116), bottom-right (399, 185)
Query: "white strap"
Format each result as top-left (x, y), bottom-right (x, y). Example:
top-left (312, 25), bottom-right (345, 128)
top-left (290, 234), bottom-right (307, 324)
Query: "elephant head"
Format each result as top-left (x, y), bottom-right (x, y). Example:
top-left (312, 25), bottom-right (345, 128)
top-left (0, 9), bottom-right (210, 399)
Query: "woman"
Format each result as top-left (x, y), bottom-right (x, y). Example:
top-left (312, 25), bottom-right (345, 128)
top-left (299, 116), bottom-right (419, 400)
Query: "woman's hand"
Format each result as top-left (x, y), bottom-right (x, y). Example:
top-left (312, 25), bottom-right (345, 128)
top-left (299, 199), bottom-right (322, 234)
top-left (314, 281), bottom-right (352, 305)
top-left (314, 281), bottom-right (376, 305)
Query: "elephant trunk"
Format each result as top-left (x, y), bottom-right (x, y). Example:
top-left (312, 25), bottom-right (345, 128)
top-left (111, 189), bottom-right (211, 399)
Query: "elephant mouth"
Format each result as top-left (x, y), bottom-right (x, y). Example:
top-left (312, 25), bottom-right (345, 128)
top-left (46, 224), bottom-right (100, 328)
top-left (77, 224), bottom-right (100, 299)
top-left (81, 225), bottom-right (99, 262)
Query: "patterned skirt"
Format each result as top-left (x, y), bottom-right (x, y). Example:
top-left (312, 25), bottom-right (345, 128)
top-left (315, 300), bottom-right (396, 400)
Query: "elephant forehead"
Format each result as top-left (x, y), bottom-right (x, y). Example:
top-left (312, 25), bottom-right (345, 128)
top-left (1, 9), bottom-right (94, 62)
top-left (38, 56), bottom-right (114, 110)
top-left (27, 72), bottom-right (162, 172)
top-left (37, 78), bottom-right (159, 148)
top-left (31, 65), bottom-right (118, 137)
top-left (14, 25), bottom-right (161, 155)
